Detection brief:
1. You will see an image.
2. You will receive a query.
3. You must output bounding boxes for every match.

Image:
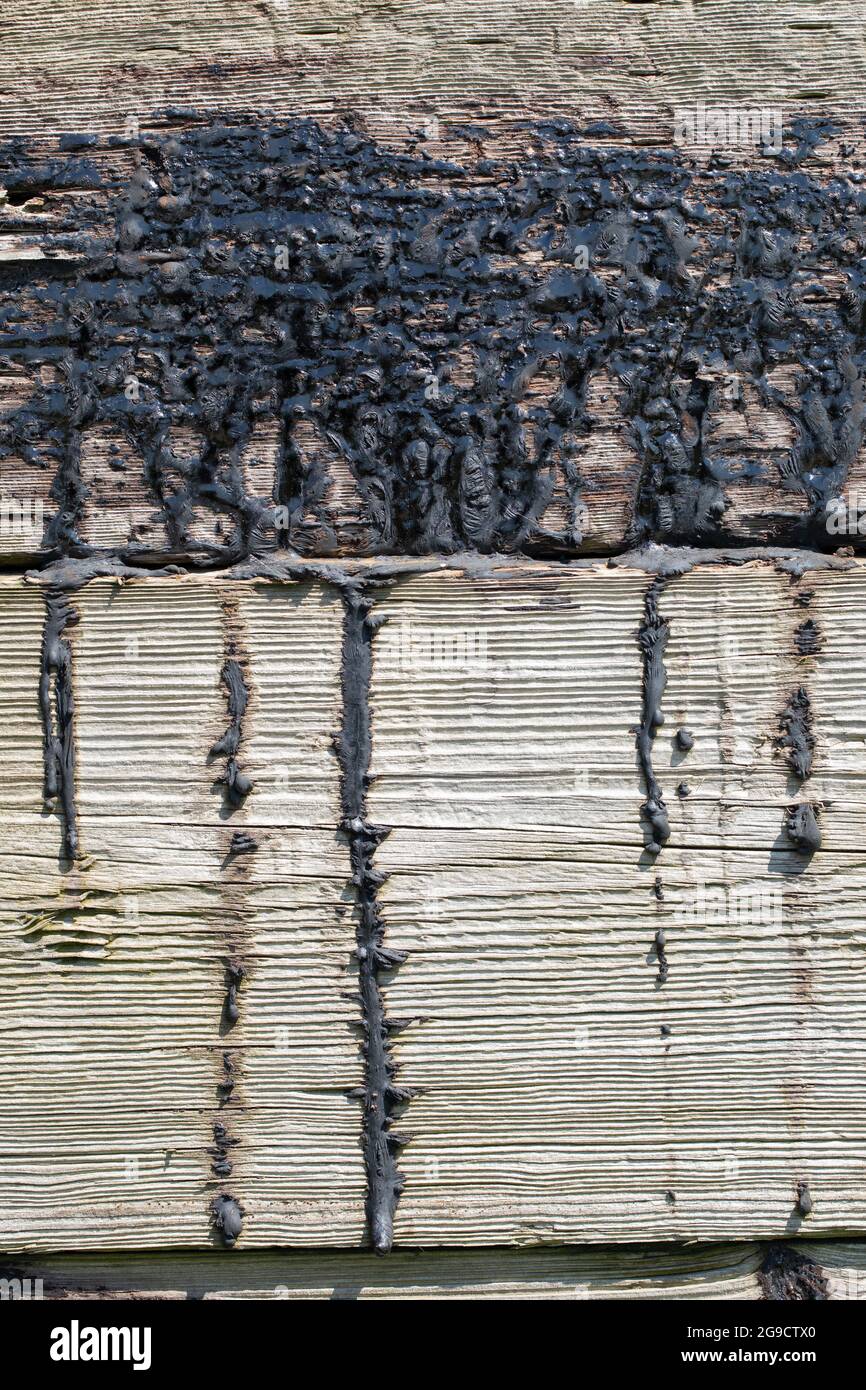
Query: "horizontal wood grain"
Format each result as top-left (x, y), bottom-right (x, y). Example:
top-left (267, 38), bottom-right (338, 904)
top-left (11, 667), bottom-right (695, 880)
top-left (0, 574), bottom-right (366, 1251)
top-left (6, 1239), bottom-right (865, 1300)
top-left (368, 560), bottom-right (866, 1245)
top-left (1, 557), bottom-right (865, 1251)
top-left (1, 1), bottom-right (865, 136)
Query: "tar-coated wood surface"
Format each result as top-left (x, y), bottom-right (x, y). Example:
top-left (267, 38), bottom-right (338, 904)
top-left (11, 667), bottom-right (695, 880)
top-left (2, 1), bottom-right (866, 1291)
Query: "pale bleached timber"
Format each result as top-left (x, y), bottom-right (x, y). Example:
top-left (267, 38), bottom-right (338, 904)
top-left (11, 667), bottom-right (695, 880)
top-left (1, 558), bottom-right (866, 1252)
top-left (5, 1240), bottom-right (857, 1301)
top-left (370, 560), bottom-right (866, 1246)
top-left (0, 0), bottom-right (864, 136)
top-left (0, 575), bottom-right (366, 1252)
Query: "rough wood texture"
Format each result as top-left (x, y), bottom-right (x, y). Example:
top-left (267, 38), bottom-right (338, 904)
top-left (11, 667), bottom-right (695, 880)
top-left (0, 574), bottom-right (366, 1251)
top-left (367, 558), bottom-right (866, 1245)
top-left (2, 1), bottom-right (865, 135)
top-left (3, 8), bottom-right (866, 566)
top-left (1, 114), bottom-right (864, 565)
top-left (3, 0), bottom-right (866, 1289)
top-left (2, 556), bottom-right (865, 1251)
top-left (6, 1240), bottom-right (865, 1300)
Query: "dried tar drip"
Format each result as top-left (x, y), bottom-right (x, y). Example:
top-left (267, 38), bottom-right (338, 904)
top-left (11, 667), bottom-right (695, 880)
top-left (211, 659), bottom-right (253, 808)
top-left (759, 1243), bottom-right (828, 1301)
top-left (777, 686), bottom-right (814, 780)
top-left (636, 580), bottom-right (670, 856)
top-left (211, 1193), bottom-right (243, 1248)
top-left (338, 587), bottom-right (410, 1254)
top-left (777, 684), bottom-right (822, 853)
top-left (39, 591), bottom-right (79, 859)
top-left (786, 802), bottom-right (821, 853)
top-left (1, 115), bottom-right (866, 562)
top-left (223, 961), bottom-right (245, 1028)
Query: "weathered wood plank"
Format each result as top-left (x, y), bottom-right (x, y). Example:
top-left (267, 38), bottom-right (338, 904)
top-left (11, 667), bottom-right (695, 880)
top-left (2, 112), bottom-right (865, 565)
top-left (2, 0), bottom-right (865, 1289)
top-left (366, 558), bottom-right (866, 1245)
top-left (0, 573), bottom-right (366, 1251)
top-left (2, 1), bottom-right (865, 135)
top-left (6, 1239), bottom-right (863, 1301)
top-left (2, 7), bottom-right (866, 564)
top-left (3, 556), bottom-right (866, 1251)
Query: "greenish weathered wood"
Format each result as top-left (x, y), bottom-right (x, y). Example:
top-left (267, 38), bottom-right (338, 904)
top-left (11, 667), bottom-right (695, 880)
top-left (4, 1240), bottom-right (859, 1301)
top-left (6, 1245), bottom-right (866, 1295)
